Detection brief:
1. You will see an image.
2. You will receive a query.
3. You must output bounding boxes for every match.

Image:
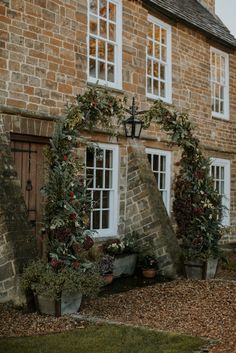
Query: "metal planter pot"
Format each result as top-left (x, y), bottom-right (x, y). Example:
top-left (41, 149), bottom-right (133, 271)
top-left (113, 254), bottom-right (137, 278)
top-left (184, 258), bottom-right (219, 280)
top-left (36, 292), bottom-right (83, 317)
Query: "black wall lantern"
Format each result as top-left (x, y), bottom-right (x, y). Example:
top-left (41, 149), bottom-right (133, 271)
top-left (124, 97), bottom-right (145, 139)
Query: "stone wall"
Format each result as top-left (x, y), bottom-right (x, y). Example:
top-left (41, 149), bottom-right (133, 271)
top-left (125, 141), bottom-right (181, 277)
top-left (0, 116), bottom-right (37, 302)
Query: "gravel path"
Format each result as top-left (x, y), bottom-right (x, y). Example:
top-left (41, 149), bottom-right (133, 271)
top-left (0, 303), bottom-right (85, 337)
top-left (0, 276), bottom-right (235, 353)
top-left (81, 279), bottom-right (236, 353)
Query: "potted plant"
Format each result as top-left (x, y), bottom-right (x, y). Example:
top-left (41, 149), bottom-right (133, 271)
top-left (21, 259), bottom-right (103, 316)
top-left (139, 254), bottom-right (158, 278)
top-left (98, 254), bottom-right (114, 285)
top-left (103, 233), bottom-right (138, 277)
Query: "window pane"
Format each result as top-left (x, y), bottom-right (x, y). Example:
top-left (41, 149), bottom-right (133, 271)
top-left (155, 25), bottom-right (160, 42)
top-left (98, 61), bottom-right (105, 80)
top-left (161, 28), bottom-right (167, 44)
top-left (148, 40), bottom-right (153, 56)
top-left (93, 211), bottom-right (100, 229)
top-left (160, 64), bottom-right (165, 80)
top-left (160, 81), bottom-right (165, 97)
top-left (153, 79), bottom-right (159, 96)
top-left (99, 0), bottom-right (107, 17)
top-left (90, 0), bottom-right (97, 14)
top-left (107, 64), bottom-right (114, 82)
top-left (105, 170), bottom-right (112, 188)
top-left (153, 155), bottom-right (159, 171)
top-left (109, 2), bottom-right (116, 21)
top-left (89, 37), bottom-right (96, 56)
top-left (93, 190), bottom-right (101, 207)
top-left (103, 191), bottom-right (109, 208)
top-left (96, 169), bottom-right (103, 188)
top-left (220, 86), bottom-right (224, 100)
top-left (160, 155), bottom-right (166, 171)
top-left (220, 101), bottom-right (224, 114)
top-left (217, 67), bottom-right (221, 82)
top-left (221, 167), bottom-right (224, 179)
top-left (96, 149), bottom-right (104, 168)
top-left (109, 23), bottom-right (116, 41)
top-left (102, 210), bottom-right (109, 228)
top-left (147, 77), bottom-right (152, 93)
top-left (215, 84), bottom-right (219, 98)
top-left (161, 46), bottom-right (167, 62)
top-left (105, 150), bottom-right (112, 168)
top-left (155, 43), bottom-right (160, 59)
top-left (160, 173), bottom-right (166, 189)
top-left (220, 181), bottom-right (224, 194)
top-left (89, 59), bottom-right (96, 78)
top-left (147, 59), bottom-right (152, 75)
top-left (98, 40), bottom-right (105, 59)
top-left (107, 43), bottom-right (114, 62)
top-left (90, 16), bottom-right (98, 34)
top-left (86, 169), bottom-right (94, 186)
top-left (100, 19), bottom-right (107, 38)
top-left (153, 62), bottom-right (158, 78)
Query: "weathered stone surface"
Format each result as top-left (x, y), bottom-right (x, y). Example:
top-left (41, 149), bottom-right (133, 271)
top-left (0, 262), bottom-right (14, 281)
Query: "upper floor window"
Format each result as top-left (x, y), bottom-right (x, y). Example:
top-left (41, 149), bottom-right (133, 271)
top-left (88, 0), bottom-right (122, 89)
top-left (146, 148), bottom-right (171, 213)
top-left (210, 48), bottom-right (229, 120)
top-left (85, 143), bottom-right (119, 237)
top-left (210, 158), bottom-right (230, 226)
top-left (146, 16), bottom-right (172, 103)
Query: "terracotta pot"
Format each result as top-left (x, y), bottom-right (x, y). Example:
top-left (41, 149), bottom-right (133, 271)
top-left (142, 268), bottom-right (157, 278)
top-left (102, 273), bottom-right (114, 285)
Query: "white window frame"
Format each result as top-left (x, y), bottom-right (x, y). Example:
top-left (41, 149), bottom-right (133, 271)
top-left (87, 0), bottom-right (122, 90)
top-left (146, 15), bottom-right (172, 103)
top-left (85, 143), bottom-right (119, 237)
top-left (145, 148), bottom-right (171, 213)
top-left (210, 47), bottom-right (229, 120)
top-left (210, 158), bottom-right (231, 226)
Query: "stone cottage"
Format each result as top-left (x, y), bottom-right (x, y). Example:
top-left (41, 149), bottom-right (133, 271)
top-left (0, 0), bottom-right (236, 301)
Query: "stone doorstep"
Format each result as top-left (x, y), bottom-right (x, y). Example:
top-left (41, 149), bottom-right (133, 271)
top-left (72, 313), bottom-right (217, 353)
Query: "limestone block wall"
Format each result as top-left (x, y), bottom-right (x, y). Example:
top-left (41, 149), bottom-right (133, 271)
top-left (0, 116), bottom-right (37, 302)
top-left (125, 141), bottom-right (181, 277)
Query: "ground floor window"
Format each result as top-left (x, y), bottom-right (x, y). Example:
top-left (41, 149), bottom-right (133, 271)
top-left (85, 143), bottom-right (119, 236)
top-left (146, 148), bottom-right (171, 213)
top-left (210, 158), bottom-right (230, 225)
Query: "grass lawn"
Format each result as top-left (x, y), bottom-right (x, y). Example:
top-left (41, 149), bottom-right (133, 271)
top-left (0, 324), bottom-right (206, 353)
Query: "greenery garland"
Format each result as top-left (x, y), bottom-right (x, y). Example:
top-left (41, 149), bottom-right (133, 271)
top-left (42, 87), bottom-right (224, 265)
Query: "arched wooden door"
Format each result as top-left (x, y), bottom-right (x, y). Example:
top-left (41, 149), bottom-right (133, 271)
top-left (10, 134), bottom-right (48, 254)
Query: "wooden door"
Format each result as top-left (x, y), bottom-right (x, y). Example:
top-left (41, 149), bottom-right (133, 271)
top-left (10, 137), bottom-right (48, 249)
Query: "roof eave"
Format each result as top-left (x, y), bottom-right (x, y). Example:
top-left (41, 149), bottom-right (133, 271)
top-left (143, 1), bottom-right (236, 50)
